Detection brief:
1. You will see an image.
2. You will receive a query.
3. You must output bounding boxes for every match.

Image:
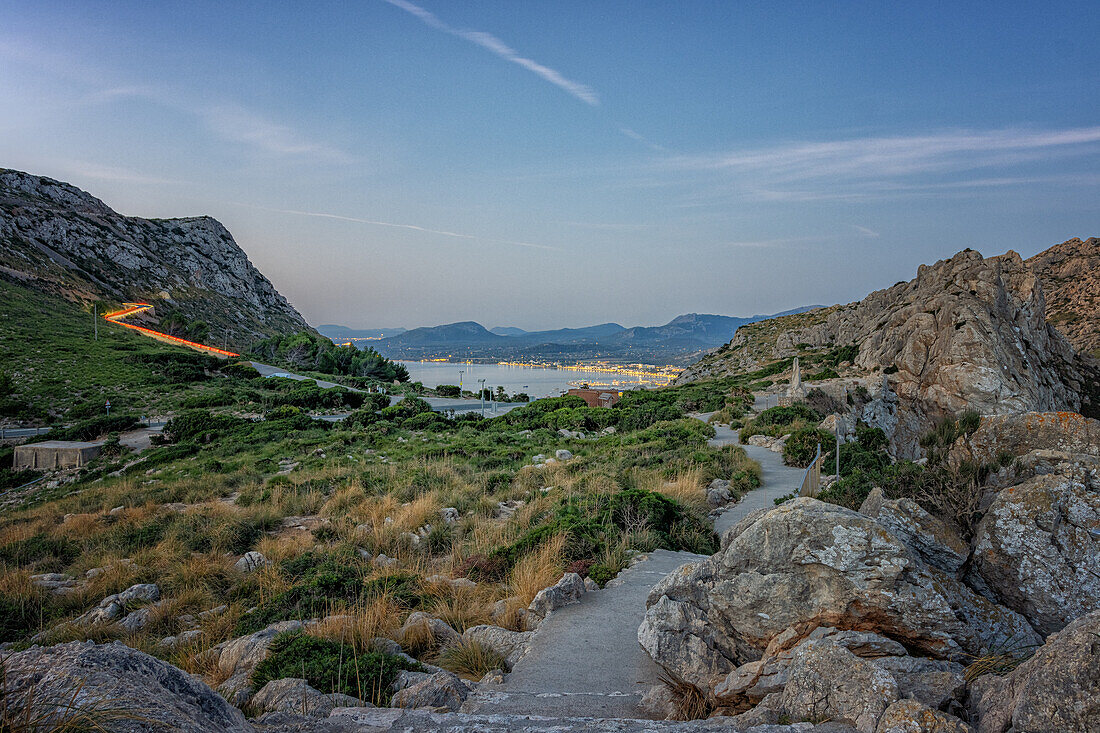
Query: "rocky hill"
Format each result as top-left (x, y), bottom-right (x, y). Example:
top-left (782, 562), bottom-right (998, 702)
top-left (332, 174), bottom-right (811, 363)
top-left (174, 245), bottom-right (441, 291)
top-left (676, 247), bottom-right (1099, 456)
top-left (0, 168), bottom-right (311, 344)
top-left (1026, 237), bottom-right (1100, 357)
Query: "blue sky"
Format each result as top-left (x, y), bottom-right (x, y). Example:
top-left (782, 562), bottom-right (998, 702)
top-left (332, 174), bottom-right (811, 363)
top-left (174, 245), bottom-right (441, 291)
top-left (1, 1), bottom-right (1098, 330)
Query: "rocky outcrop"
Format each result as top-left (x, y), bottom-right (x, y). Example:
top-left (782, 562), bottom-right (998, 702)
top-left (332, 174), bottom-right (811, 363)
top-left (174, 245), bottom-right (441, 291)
top-left (527, 572), bottom-right (586, 623)
top-left (1, 640), bottom-right (251, 732)
top-left (389, 671), bottom-right (469, 711)
top-left (0, 168), bottom-right (310, 340)
top-left (950, 411), bottom-right (1100, 466)
top-left (969, 472), bottom-right (1100, 636)
top-left (875, 699), bottom-right (971, 733)
top-left (1026, 237), bottom-right (1100, 356)
top-left (678, 248), bottom-right (1094, 457)
top-left (639, 499), bottom-right (1039, 689)
top-left (969, 609), bottom-right (1100, 733)
top-left (463, 625), bottom-right (533, 668)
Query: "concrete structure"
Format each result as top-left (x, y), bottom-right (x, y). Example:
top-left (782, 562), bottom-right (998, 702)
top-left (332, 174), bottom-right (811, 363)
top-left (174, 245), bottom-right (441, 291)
top-left (778, 356), bottom-right (809, 407)
top-left (566, 387), bottom-right (620, 408)
top-left (14, 441), bottom-right (101, 470)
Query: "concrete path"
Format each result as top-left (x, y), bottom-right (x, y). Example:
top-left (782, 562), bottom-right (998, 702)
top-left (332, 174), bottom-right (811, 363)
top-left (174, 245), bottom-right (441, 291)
top-left (706, 418), bottom-right (806, 536)
top-left (462, 549), bottom-right (705, 718)
top-left (465, 413), bottom-right (805, 720)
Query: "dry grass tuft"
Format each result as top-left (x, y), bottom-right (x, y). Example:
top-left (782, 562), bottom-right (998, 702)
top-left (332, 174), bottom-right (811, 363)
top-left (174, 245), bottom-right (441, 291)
top-left (306, 595), bottom-right (402, 653)
top-left (509, 534), bottom-right (565, 605)
top-left (437, 638), bottom-right (509, 680)
top-left (657, 669), bottom-right (716, 720)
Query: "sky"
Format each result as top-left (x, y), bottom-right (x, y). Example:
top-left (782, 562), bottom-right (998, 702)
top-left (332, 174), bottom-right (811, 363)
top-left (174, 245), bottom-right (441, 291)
top-left (1, 1), bottom-right (1098, 331)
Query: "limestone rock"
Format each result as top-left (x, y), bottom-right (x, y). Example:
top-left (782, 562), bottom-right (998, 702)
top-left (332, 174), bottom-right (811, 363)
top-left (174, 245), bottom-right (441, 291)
top-left (555, 449), bottom-right (573, 461)
top-left (440, 507), bottom-right (460, 524)
top-left (970, 472), bottom-right (1100, 635)
top-left (389, 671), bottom-right (469, 711)
top-left (462, 625), bottom-right (533, 668)
top-left (706, 479), bottom-right (733, 508)
top-left (528, 573), bottom-right (585, 620)
top-left (234, 551), bottom-right (267, 573)
top-left (211, 620), bottom-right (303, 705)
top-left (251, 677), bottom-right (368, 717)
top-left (72, 583), bottom-right (160, 627)
top-left (640, 499), bottom-right (1038, 689)
top-left (859, 488), bottom-right (968, 574)
top-left (30, 573), bottom-right (80, 594)
top-left (778, 640), bottom-right (898, 733)
top-left (970, 609), bottom-right (1100, 733)
top-left (0, 169), bottom-right (310, 338)
top-left (870, 656), bottom-right (965, 713)
top-left (1026, 236), bottom-right (1100, 355)
top-left (874, 699), bottom-right (970, 733)
top-left (400, 612), bottom-right (461, 649)
top-left (0, 640), bottom-right (251, 732)
top-left (952, 411), bottom-right (1100, 467)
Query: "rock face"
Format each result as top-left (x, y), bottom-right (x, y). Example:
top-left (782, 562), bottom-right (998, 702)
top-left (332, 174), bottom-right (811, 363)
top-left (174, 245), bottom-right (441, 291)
top-left (1, 640), bottom-right (251, 732)
top-left (951, 411), bottom-right (1100, 466)
top-left (677, 248), bottom-right (1095, 457)
top-left (0, 168), bottom-right (310, 340)
top-left (1026, 236), bottom-right (1100, 357)
top-left (970, 609), bottom-right (1100, 733)
top-left (639, 499), bottom-right (1039, 688)
top-left (389, 671), bottom-right (469, 711)
top-left (969, 472), bottom-right (1100, 635)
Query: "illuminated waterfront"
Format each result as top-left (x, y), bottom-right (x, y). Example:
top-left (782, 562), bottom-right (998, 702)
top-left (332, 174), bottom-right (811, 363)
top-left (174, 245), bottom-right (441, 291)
top-left (397, 360), bottom-right (676, 398)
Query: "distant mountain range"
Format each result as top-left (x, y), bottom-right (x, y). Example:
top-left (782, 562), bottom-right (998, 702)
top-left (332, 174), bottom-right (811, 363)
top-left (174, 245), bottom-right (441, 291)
top-left (318, 325), bottom-right (407, 340)
top-left (323, 308), bottom-right (822, 365)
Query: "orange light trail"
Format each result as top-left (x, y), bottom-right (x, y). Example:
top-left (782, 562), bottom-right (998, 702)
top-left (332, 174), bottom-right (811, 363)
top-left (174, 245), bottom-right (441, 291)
top-left (103, 302), bottom-right (240, 358)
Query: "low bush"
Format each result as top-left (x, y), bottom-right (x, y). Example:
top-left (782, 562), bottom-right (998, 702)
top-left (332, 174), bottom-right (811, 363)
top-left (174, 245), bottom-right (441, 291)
top-left (782, 427), bottom-right (832, 468)
top-left (251, 631), bottom-right (422, 706)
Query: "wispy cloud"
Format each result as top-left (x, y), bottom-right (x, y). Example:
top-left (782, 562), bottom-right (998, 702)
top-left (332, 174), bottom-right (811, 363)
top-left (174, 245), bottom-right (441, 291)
top-left (235, 202), bottom-right (559, 251)
top-left (677, 126), bottom-right (1100, 181)
top-left (382, 0), bottom-right (599, 106)
top-left (619, 126), bottom-right (667, 152)
top-left (49, 160), bottom-right (181, 186)
top-left (850, 224), bottom-right (879, 238)
top-left (201, 105), bottom-right (350, 161)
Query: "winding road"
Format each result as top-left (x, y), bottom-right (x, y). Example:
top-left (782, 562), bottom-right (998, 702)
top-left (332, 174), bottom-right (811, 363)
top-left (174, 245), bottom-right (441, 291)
top-left (463, 412), bottom-right (803, 720)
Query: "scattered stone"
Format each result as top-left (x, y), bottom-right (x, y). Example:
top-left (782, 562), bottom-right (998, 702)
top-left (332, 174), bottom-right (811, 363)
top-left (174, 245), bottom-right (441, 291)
top-left (440, 507), bottom-right (460, 524)
top-left (372, 553), bottom-right (397, 569)
top-left (528, 573), bottom-right (586, 620)
top-left (70, 583), bottom-right (160, 628)
top-left (496, 500), bottom-right (526, 519)
top-left (109, 505), bottom-right (125, 515)
top-left (30, 573), bottom-right (80, 594)
top-left (251, 677), bottom-right (369, 718)
top-left (234, 551), bottom-right (267, 573)
top-left (160, 629), bottom-right (204, 649)
top-left (389, 671), bottom-right (469, 711)
top-left (555, 449), bottom-right (573, 461)
top-left (706, 479), bottom-right (732, 508)
top-left (479, 668), bottom-right (505, 686)
top-left (400, 612), bottom-right (461, 650)
top-left (199, 604), bottom-right (228, 619)
top-left (583, 577), bottom-right (600, 592)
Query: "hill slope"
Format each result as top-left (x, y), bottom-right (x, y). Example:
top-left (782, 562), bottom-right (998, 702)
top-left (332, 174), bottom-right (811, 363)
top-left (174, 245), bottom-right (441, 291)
top-left (0, 168), bottom-right (310, 346)
top-left (1026, 237), bottom-right (1100, 357)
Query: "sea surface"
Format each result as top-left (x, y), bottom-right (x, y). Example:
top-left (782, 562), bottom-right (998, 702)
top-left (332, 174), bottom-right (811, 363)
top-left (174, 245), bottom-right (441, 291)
top-left (397, 361), bottom-right (669, 399)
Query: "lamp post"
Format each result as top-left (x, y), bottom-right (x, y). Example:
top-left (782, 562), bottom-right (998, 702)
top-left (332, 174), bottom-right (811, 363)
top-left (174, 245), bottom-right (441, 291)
top-left (478, 379), bottom-right (486, 417)
top-left (459, 370), bottom-right (464, 390)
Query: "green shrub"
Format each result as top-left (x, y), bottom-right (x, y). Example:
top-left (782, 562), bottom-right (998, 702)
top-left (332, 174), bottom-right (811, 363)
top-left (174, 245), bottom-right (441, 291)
top-left (36, 414), bottom-right (140, 443)
top-left (266, 404), bottom-right (302, 421)
top-left (251, 631), bottom-right (422, 705)
top-left (782, 427), bottom-right (832, 468)
top-left (0, 534), bottom-right (81, 571)
top-left (436, 385), bottom-right (461, 398)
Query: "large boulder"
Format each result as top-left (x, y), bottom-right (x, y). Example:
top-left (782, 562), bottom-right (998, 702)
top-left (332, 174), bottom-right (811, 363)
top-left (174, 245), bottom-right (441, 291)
top-left (875, 699), bottom-right (971, 733)
top-left (640, 499), bottom-right (1038, 688)
top-left (859, 488), bottom-right (969, 575)
top-left (210, 620), bottom-right (303, 705)
top-left (969, 472), bottom-right (1100, 635)
top-left (527, 572), bottom-right (586, 620)
top-left (1, 641), bottom-right (251, 732)
top-left (970, 609), bottom-right (1100, 733)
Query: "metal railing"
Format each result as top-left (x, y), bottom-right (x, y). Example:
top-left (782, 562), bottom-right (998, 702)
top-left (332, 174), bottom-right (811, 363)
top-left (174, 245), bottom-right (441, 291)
top-left (798, 443), bottom-right (824, 498)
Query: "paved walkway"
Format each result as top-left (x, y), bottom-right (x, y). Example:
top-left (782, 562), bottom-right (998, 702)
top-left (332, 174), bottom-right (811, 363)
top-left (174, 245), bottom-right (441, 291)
top-left (465, 411), bottom-right (804, 719)
top-left (462, 549), bottom-right (706, 718)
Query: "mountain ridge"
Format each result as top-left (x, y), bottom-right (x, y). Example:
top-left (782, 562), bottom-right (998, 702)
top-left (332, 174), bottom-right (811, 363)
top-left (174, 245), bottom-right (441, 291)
top-left (0, 168), bottom-right (311, 346)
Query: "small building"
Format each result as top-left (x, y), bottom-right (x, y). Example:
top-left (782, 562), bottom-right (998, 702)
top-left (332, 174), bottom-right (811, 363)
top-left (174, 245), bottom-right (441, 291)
top-left (13, 441), bottom-right (101, 470)
top-left (567, 387), bottom-right (621, 408)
